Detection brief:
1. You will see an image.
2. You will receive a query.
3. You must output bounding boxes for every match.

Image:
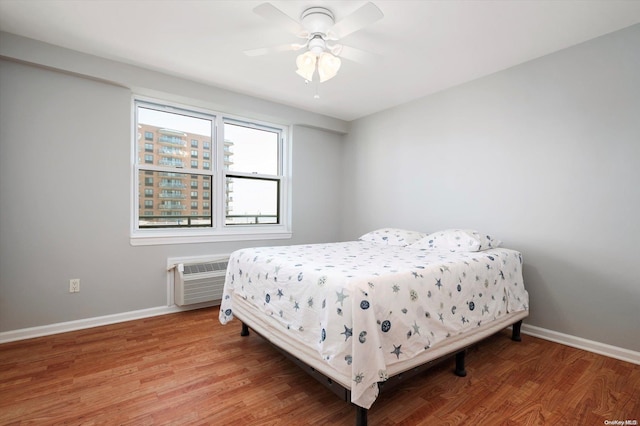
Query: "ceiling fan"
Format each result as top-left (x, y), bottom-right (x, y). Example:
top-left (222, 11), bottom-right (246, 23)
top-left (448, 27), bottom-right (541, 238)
top-left (244, 2), bottom-right (384, 83)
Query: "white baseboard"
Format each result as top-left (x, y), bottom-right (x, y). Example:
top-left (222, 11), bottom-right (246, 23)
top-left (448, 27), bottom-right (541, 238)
top-left (521, 324), bottom-right (640, 365)
top-left (0, 301), bottom-right (217, 344)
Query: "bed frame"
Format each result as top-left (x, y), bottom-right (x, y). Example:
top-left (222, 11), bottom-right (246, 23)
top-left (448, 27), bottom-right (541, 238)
top-left (239, 318), bottom-right (524, 426)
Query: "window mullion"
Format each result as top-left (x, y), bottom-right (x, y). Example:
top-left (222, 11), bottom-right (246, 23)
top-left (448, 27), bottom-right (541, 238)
top-left (215, 116), bottom-right (225, 230)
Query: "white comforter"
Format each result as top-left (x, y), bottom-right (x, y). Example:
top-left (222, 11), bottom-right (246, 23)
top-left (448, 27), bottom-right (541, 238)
top-left (219, 241), bottom-right (528, 408)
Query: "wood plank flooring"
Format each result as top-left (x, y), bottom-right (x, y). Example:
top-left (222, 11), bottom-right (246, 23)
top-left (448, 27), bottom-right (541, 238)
top-left (1, 306), bottom-right (638, 425)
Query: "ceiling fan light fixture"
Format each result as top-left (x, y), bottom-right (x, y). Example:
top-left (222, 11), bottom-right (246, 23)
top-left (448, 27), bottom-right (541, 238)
top-left (296, 51), bottom-right (317, 81)
top-left (249, 2), bottom-right (384, 88)
top-left (317, 52), bottom-right (341, 82)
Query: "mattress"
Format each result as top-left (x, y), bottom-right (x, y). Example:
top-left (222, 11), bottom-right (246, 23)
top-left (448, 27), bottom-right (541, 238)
top-left (219, 241), bottom-right (529, 408)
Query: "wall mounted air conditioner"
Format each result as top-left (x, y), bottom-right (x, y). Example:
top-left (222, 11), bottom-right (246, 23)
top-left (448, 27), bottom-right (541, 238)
top-left (172, 257), bottom-right (229, 306)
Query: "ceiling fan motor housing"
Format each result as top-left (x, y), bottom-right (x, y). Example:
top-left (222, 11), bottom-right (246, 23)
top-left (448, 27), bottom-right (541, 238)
top-left (301, 7), bottom-right (335, 37)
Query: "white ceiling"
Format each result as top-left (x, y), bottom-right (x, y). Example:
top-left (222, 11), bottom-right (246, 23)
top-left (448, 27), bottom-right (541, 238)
top-left (1, 0), bottom-right (639, 121)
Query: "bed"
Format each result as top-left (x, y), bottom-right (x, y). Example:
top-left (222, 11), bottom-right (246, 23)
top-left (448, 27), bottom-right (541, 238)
top-left (219, 228), bottom-right (529, 424)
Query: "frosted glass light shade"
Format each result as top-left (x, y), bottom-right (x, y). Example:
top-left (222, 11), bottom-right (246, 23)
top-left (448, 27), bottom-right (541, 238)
top-left (296, 52), bottom-right (316, 81)
top-left (317, 52), bottom-right (341, 82)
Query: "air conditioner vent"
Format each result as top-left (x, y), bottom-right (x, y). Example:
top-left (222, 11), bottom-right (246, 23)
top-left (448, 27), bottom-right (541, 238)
top-left (184, 261), bottom-right (228, 275)
top-left (172, 257), bottom-right (229, 306)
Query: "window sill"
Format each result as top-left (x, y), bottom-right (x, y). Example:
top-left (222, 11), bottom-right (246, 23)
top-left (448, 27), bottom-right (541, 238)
top-left (130, 228), bottom-right (292, 246)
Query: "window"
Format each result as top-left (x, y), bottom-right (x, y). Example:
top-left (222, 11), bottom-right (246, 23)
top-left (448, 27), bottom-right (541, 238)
top-left (132, 97), bottom-right (290, 245)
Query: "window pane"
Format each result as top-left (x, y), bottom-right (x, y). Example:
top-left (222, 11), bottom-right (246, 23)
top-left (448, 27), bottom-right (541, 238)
top-left (224, 122), bottom-right (278, 175)
top-left (138, 170), bottom-right (211, 228)
top-left (137, 107), bottom-right (212, 171)
top-left (225, 176), bottom-right (278, 225)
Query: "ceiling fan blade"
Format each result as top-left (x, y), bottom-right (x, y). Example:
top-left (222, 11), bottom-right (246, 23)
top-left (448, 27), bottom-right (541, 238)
top-left (244, 43), bottom-right (306, 57)
top-left (328, 2), bottom-right (383, 40)
top-left (253, 3), bottom-right (309, 38)
top-left (332, 44), bottom-right (380, 65)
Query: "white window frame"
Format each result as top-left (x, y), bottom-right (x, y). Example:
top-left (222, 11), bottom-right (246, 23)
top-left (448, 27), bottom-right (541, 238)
top-left (130, 96), bottom-right (291, 246)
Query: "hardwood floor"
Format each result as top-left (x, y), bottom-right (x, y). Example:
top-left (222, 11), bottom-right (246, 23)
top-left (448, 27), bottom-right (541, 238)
top-left (1, 307), bottom-right (638, 425)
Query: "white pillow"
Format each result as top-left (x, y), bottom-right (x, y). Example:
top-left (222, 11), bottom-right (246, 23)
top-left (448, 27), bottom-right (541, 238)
top-left (358, 228), bottom-right (426, 246)
top-left (409, 229), bottom-right (501, 252)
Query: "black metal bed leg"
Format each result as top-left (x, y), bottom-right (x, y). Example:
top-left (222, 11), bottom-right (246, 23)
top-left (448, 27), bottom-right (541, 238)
top-left (454, 351), bottom-right (467, 377)
top-left (511, 320), bottom-right (522, 342)
top-left (240, 322), bottom-right (250, 337)
top-left (355, 405), bottom-right (368, 426)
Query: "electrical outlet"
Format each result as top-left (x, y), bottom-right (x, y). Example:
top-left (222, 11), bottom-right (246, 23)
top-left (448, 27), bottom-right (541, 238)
top-left (69, 279), bottom-right (80, 293)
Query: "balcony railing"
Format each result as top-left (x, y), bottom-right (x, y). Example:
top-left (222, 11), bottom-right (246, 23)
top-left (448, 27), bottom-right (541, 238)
top-left (159, 159), bottom-right (185, 167)
top-left (159, 182), bottom-right (187, 189)
top-left (226, 214), bottom-right (278, 225)
top-left (158, 135), bottom-right (186, 146)
top-left (158, 203), bottom-right (187, 210)
top-left (138, 214), bottom-right (277, 228)
top-left (139, 215), bottom-right (212, 228)
top-left (158, 147), bottom-right (186, 156)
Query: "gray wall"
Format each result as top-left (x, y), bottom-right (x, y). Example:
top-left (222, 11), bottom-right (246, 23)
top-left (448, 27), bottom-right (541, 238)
top-left (341, 24), bottom-right (640, 352)
top-left (0, 38), bottom-right (345, 332)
